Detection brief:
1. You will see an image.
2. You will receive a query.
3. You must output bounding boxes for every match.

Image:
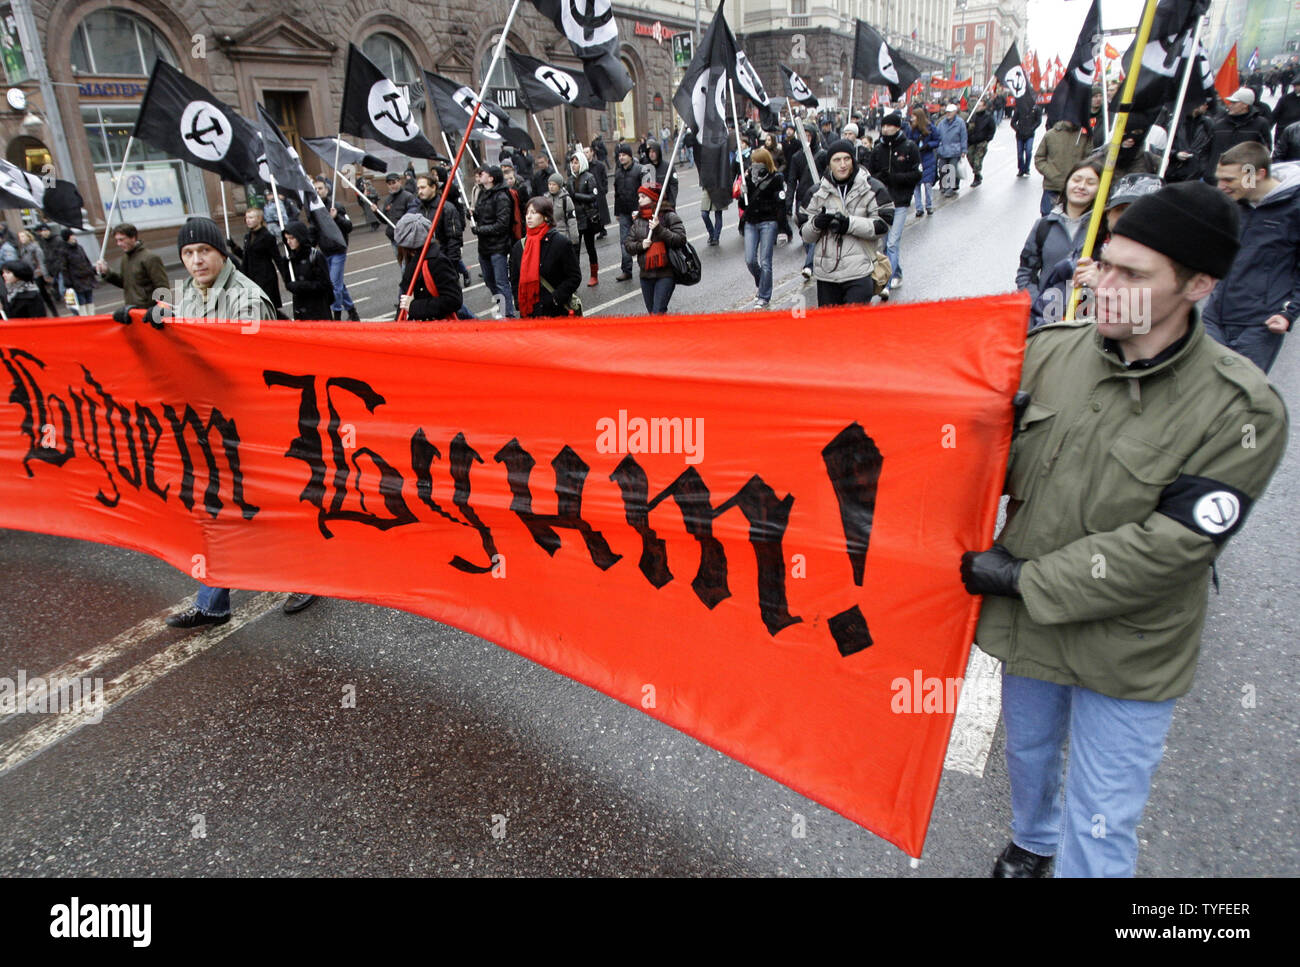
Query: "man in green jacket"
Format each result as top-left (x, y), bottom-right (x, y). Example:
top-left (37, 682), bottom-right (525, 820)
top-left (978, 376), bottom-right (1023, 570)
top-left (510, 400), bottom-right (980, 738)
top-left (95, 222), bottom-right (168, 310)
top-left (961, 182), bottom-right (1288, 878)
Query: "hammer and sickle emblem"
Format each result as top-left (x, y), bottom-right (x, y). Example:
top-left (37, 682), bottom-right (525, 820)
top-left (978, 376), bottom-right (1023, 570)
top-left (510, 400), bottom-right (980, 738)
top-left (374, 92), bottom-right (413, 134)
top-left (565, 0), bottom-right (615, 44)
top-left (186, 111), bottom-right (224, 147)
top-left (540, 68), bottom-right (574, 102)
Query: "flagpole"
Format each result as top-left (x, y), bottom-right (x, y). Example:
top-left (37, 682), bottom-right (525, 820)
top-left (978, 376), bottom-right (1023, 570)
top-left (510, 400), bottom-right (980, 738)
top-left (98, 135), bottom-right (135, 261)
top-left (848, 78), bottom-right (855, 122)
top-left (652, 126), bottom-right (686, 222)
top-left (1158, 14), bottom-right (1206, 179)
top-left (448, 131), bottom-right (480, 171)
top-left (329, 165), bottom-right (397, 227)
top-left (1068, 0), bottom-right (1162, 321)
top-left (267, 169), bottom-right (295, 282)
top-left (218, 182), bottom-right (231, 242)
top-left (727, 77), bottom-right (748, 205)
top-left (330, 137), bottom-right (343, 213)
top-left (399, 0), bottom-right (522, 320)
top-left (788, 96), bottom-right (820, 189)
top-left (440, 131), bottom-right (475, 228)
top-left (1098, 3), bottom-right (1111, 141)
top-left (967, 74), bottom-right (998, 122)
top-left (530, 113), bottom-right (559, 174)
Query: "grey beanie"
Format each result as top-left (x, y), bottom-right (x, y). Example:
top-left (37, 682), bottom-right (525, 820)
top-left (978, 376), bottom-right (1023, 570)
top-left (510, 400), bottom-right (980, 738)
top-left (547, 171), bottom-right (566, 188)
top-left (392, 212), bottom-right (432, 249)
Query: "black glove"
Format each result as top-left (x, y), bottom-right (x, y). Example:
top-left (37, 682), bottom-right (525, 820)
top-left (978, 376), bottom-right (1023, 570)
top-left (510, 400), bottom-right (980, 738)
top-left (145, 304), bottom-right (167, 329)
top-left (812, 211), bottom-right (833, 231)
top-left (829, 212), bottom-right (850, 235)
top-left (871, 217), bottom-right (889, 235)
top-left (112, 304), bottom-right (167, 328)
top-left (960, 544), bottom-right (1025, 598)
top-left (112, 305), bottom-right (133, 325)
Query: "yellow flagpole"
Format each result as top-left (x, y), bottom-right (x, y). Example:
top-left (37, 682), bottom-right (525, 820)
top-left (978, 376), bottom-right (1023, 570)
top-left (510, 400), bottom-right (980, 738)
top-left (1066, 0), bottom-right (1163, 321)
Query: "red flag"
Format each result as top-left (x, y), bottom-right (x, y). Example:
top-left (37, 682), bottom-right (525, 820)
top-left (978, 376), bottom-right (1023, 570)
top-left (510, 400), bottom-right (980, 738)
top-left (1030, 54), bottom-right (1042, 89)
top-left (1104, 42), bottom-right (1119, 60)
top-left (869, 90), bottom-right (879, 109)
top-left (1215, 43), bottom-right (1239, 103)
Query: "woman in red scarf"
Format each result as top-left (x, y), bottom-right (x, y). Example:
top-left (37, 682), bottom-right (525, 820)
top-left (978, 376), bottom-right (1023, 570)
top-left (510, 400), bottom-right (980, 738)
top-left (508, 195), bottom-right (582, 318)
top-left (623, 183), bottom-right (688, 314)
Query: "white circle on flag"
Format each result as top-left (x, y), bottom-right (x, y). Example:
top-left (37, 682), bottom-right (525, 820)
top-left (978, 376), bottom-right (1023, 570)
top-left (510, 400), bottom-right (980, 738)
top-left (790, 73), bottom-right (812, 100)
top-left (534, 65), bottom-right (581, 104)
top-left (452, 86), bottom-right (503, 139)
top-left (256, 153), bottom-right (271, 185)
top-left (179, 101), bottom-right (232, 162)
top-left (367, 79), bottom-right (417, 142)
top-left (560, 0), bottom-right (618, 48)
top-left (878, 45), bottom-right (900, 85)
top-left (1005, 65), bottom-right (1028, 99)
top-left (735, 50), bottom-right (769, 106)
top-left (1193, 492), bottom-right (1240, 535)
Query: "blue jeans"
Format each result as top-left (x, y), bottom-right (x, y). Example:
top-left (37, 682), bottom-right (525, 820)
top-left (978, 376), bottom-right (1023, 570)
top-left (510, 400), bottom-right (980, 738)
top-left (1202, 318), bottom-right (1286, 374)
top-left (618, 214), bottom-right (634, 273)
top-left (195, 584), bottom-right (231, 617)
top-left (884, 205), bottom-right (908, 280)
top-left (1041, 189), bottom-right (1058, 216)
top-left (1017, 135), bottom-right (1034, 174)
top-left (479, 251), bottom-right (515, 317)
top-left (743, 219), bottom-right (778, 301)
top-left (701, 209), bottom-right (722, 241)
top-left (802, 241), bottom-right (814, 270)
top-left (912, 182), bottom-right (933, 213)
top-left (325, 252), bottom-right (354, 312)
top-left (640, 275), bottom-right (675, 313)
top-left (1002, 671), bottom-right (1175, 878)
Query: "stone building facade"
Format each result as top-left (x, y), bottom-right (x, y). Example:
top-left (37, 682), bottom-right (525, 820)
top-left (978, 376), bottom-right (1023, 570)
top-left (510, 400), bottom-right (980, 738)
top-left (0, 0), bottom-right (696, 249)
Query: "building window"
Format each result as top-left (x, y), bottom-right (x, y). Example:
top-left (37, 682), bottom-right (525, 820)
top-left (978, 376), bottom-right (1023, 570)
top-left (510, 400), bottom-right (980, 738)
top-left (974, 44), bottom-right (985, 74)
top-left (362, 32), bottom-right (419, 86)
top-left (70, 9), bottom-right (176, 76)
top-left (955, 26), bottom-right (965, 42)
top-left (83, 104), bottom-right (207, 226)
top-left (790, 0), bottom-right (807, 13)
top-left (975, 24), bottom-right (987, 40)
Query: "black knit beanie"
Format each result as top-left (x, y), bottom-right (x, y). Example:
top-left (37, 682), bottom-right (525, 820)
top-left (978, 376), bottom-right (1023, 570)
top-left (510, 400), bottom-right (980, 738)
top-left (1111, 181), bottom-right (1240, 279)
top-left (2, 259), bottom-right (33, 282)
top-left (176, 217), bottom-right (228, 258)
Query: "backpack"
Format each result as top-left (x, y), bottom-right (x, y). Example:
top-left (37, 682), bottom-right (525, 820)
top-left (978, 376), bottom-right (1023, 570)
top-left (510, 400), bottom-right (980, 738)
top-left (506, 187), bottom-right (524, 241)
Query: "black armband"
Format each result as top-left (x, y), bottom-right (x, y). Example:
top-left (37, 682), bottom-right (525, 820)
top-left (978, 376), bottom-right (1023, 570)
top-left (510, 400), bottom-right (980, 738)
top-left (1155, 474), bottom-right (1253, 545)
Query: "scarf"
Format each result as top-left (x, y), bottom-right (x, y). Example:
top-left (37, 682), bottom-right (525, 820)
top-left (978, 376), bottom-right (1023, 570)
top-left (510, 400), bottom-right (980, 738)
top-left (518, 223), bottom-right (548, 317)
top-left (639, 206), bottom-right (667, 270)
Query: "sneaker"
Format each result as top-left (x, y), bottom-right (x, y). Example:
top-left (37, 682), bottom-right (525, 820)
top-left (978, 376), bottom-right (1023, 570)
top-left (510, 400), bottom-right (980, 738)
top-left (801, 267), bottom-right (813, 281)
top-left (889, 277), bottom-right (902, 290)
top-left (914, 210), bottom-right (924, 218)
top-left (707, 237), bottom-right (719, 246)
top-left (283, 592), bottom-right (318, 615)
top-left (878, 290), bottom-right (890, 302)
top-left (615, 271), bottom-right (633, 282)
top-left (753, 299), bottom-right (769, 310)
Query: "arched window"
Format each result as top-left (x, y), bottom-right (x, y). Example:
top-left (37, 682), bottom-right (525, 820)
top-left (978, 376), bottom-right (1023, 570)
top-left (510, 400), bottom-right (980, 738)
top-left (70, 9), bottom-right (176, 76)
top-left (362, 32), bottom-right (419, 86)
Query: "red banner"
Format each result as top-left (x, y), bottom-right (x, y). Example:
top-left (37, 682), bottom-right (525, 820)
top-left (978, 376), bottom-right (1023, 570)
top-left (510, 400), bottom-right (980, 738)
top-left (0, 297), bottom-right (1027, 855)
top-left (932, 76), bottom-right (973, 90)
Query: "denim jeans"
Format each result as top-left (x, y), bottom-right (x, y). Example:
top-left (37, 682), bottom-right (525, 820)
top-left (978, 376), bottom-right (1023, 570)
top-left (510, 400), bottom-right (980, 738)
top-left (640, 275), bottom-right (676, 313)
top-left (325, 252), bottom-right (354, 312)
top-left (195, 584), bottom-right (231, 617)
top-left (479, 251), bottom-right (515, 317)
top-left (802, 241), bottom-right (814, 270)
top-left (700, 209), bottom-right (722, 242)
top-left (1202, 318), bottom-right (1287, 373)
top-left (618, 213), bottom-right (634, 272)
top-left (1040, 189), bottom-right (1058, 216)
top-left (1017, 135), bottom-right (1035, 174)
top-left (884, 205), bottom-right (908, 280)
top-left (912, 181), bottom-right (933, 213)
top-left (1002, 671), bottom-right (1175, 877)
top-left (744, 219), bottom-right (778, 301)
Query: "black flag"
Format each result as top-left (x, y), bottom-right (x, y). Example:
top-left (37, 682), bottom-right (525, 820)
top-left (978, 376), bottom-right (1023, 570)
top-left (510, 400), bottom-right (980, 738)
top-left (994, 43), bottom-right (1037, 114)
top-left (732, 34), bottom-right (780, 129)
top-left (673, 7), bottom-right (734, 209)
top-left (339, 44), bottom-right (441, 159)
top-left (1112, 0), bottom-right (1212, 114)
top-left (42, 181), bottom-right (88, 230)
top-left (527, 0), bottom-right (633, 102)
top-left (255, 105), bottom-right (346, 253)
top-left (781, 63), bottom-right (819, 108)
top-left (303, 136), bottom-right (388, 174)
top-left (422, 70), bottom-right (534, 151)
top-left (133, 60), bottom-right (261, 185)
top-left (1046, 0), bottom-right (1101, 128)
top-left (851, 20), bottom-right (920, 101)
top-left (506, 48), bottom-right (605, 110)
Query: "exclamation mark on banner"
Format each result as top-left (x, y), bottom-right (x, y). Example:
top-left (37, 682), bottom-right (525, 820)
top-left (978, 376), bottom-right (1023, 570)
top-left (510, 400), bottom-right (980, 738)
top-left (821, 423), bottom-right (883, 657)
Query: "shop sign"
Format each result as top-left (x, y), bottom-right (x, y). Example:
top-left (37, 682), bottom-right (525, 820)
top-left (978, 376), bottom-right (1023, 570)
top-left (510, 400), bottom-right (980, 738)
top-left (634, 21), bottom-right (677, 45)
top-left (78, 82), bottom-right (146, 98)
top-left (96, 167), bottom-right (186, 226)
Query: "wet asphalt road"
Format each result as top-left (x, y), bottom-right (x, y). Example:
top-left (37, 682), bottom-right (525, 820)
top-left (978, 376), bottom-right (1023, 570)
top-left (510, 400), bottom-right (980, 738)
top-left (3, 123), bottom-right (1296, 877)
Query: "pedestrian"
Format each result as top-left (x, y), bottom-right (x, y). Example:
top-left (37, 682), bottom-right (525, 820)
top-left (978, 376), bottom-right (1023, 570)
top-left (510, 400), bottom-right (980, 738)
top-left (393, 213), bottom-right (463, 321)
top-left (1, 259), bottom-right (45, 318)
top-left (802, 138), bottom-right (893, 307)
top-left (624, 183), bottom-right (687, 314)
top-left (1016, 158), bottom-right (1103, 304)
top-left (415, 172), bottom-right (470, 289)
top-left (227, 207), bottom-right (284, 310)
top-left (546, 172), bottom-right (579, 244)
top-left (644, 139), bottom-right (678, 206)
top-left (1035, 118), bottom-right (1094, 216)
top-left (590, 134), bottom-right (608, 169)
top-left (962, 180), bottom-right (1287, 879)
top-left (0, 224), bottom-right (19, 262)
top-left (530, 152), bottom-right (553, 200)
top-left (585, 145), bottom-right (611, 239)
top-left (1272, 74), bottom-right (1300, 145)
top-left (1205, 88), bottom-right (1273, 176)
top-left (1277, 119), bottom-right (1300, 162)
top-left (357, 173), bottom-right (381, 231)
top-left (60, 229), bottom-right (97, 315)
top-left (17, 229), bottom-right (59, 315)
top-left (381, 172), bottom-right (419, 252)
top-left (310, 177), bottom-right (359, 321)
top-left (613, 143), bottom-right (647, 276)
top-left (1086, 112), bottom-right (1161, 178)
top-left (470, 165), bottom-right (517, 318)
top-left (1162, 97), bottom-right (1215, 183)
top-left (934, 104), bottom-right (968, 196)
top-left (786, 123), bottom-right (820, 279)
top-left (740, 147), bottom-right (786, 309)
top-left (1203, 142), bottom-right (1299, 373)
top-left (35, 223), bottom-right (66, 299)
top-left (508, 195), bottom-right (582, 319)
top-left (1012, 95), bottom-right (1043, 177)
top-left (966, 99), bottom-right (997, 186)
top-left (94, 222), bottom-right (168, 312)
top-left (867, 112), bottom-right (923, 292)
top-left (567, 150), bottom-right (600, 287)
top-left (278, 222), bottom-right (333, 321)
top-left (909, 109), bottom-right (940, 216)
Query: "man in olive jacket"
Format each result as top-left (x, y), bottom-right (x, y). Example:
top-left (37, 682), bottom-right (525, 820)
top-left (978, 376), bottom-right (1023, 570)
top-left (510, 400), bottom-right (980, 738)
top-left (961, 182), bottom-right (1287, 878)
top-left (95, 222), bottom-right (168, 310)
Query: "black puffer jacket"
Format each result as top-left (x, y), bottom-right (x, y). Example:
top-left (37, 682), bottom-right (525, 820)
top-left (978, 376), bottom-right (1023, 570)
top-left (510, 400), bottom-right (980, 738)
top-left (741, 167), bottom-right (787, 223)
top-left (568, 170), bottom-right (599, 230)
top-left (644, 140), bottom-right (678, 206)
top-left (968, 108), bottom-right (997, 145)
top-left (473, 183), bottom-right (515, 257)
top-left (508, 228), bottom-right (582, 317)
top-left (866, 133), bottom-right (923, 208)
top-left (1206, 107), bottom-right (1274, 172)
top-left (229, 225), bottom-right (284, 309)
top-left (398, 242), bottom-right (462, 320)
top-left (417, 195), bottom-right (466, 264)
top-left (613, 155), bottom-right (647, 215)
top-left (279, 225), bottom-right (333, 320)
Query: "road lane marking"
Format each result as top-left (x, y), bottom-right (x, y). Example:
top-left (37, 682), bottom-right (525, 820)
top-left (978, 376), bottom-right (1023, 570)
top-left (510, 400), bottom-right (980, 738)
top-left (0, 592), bottom-right (284, 778)
top-left (942, 644), bottom-right (1001, 777)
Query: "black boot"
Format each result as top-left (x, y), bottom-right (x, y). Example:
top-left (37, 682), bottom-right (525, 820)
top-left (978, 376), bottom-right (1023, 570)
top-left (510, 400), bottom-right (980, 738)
top-left (346, 306), bottom-right (360, 321)
top-left (992, 842), bottom-right (1053, 878)
top-left (331, 309), bottom-right (341, 321)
